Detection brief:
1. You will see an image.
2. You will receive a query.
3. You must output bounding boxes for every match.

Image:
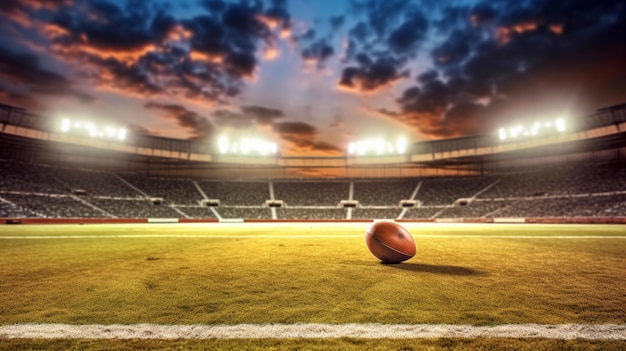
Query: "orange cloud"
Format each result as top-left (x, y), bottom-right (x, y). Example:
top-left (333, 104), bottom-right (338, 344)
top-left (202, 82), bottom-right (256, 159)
top-left (49, 34), bottom-right (158, 66)
top-left (190, 50), bottom-right (224, 63)
top-left (165, 24), bottom-right (193, 42)
top-left (256, 14), bottom-right (279, 29)
top-left (549, 24), bottom-right (563, 35)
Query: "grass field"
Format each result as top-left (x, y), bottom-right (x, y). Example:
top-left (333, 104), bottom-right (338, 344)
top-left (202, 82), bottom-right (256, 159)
top-left (1, 222), bottom-right (625, 350)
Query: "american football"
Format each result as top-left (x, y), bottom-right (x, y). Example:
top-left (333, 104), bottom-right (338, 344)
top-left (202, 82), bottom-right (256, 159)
top-left (365, 221), bottom-right (416, 263)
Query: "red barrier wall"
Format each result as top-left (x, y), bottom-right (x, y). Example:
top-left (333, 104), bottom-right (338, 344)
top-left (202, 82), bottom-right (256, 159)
top-left (1, 218), bottom-right (146, 224)
top-left (395, 218), bottom-right (436, 223)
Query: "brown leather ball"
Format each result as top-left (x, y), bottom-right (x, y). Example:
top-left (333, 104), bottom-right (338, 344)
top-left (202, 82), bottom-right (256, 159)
top-left (365, 221), bottom-right (416, 263)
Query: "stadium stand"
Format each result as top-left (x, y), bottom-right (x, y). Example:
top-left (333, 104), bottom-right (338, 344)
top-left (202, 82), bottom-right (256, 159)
top-left (352, 208), bottom-right (402, 220)
top-left (217, 207), bottom-right (272, 219)
top-left (176, 207), bottom-right (217, 219)
top-left (496, 194), bottom-right (626, 218)
top-left (416, 176), bottom-right (498, 206)
top-left (0, 162), bottom-right (67, 194)
top-left (0, 193), bottom-right (104, 218)
top-left (52, 168), bottom-right (142, 197)
top-left (273, 181), bottom-right (348, 206)
top-left (121, 174), bottom-right (203, 205)
top-left (2, 159), bottom-right (626, 220)
top-left (198, 181), bottom-right (269, 206)
top-left (436, 199), bottom-right (514, 218)
top-left (353, 179), bottom-right (417, 206)
top-left (88, 198), bottom-right (180, 218)
top-left (401, 207), bottom-right (445, 219)
top-left (276, 208), bottom-right (347, 220)
top-left (0, 196), bottom-right (38, 218)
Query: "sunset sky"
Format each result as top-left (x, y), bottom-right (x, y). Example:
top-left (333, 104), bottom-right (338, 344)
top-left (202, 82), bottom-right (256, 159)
top-left (1, 0), bottom-right (625, 156)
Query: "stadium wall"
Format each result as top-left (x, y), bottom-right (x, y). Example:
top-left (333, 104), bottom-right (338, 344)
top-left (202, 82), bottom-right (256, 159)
top-left (3, 217), bottom-right (626, 225)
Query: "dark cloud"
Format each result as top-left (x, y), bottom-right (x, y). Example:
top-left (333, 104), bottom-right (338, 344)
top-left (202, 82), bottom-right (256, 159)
top-left (273, 121), bottom-right (341, 154)
top-left (0, 46), bottom-right (95, 106)
top-left (298, 28), bottom-right (316, 41)
top-left (273, 121), bottom-right (316, 135)
top-left (469, 3), bottom-right (497, 26)
top-left (0, 86), bottom-right (43, 111)
top-left (51, 1), bottom-right (154, 53)
top-left (212, 105), bottom-right (284, 128)
top-left (388, 11), bottom-right (428, 55)
top-left (1, 0), bottom-right (295, 105)
top-left (339, 56), bottom-right (410, 93)
top-left (0, 47), bottom-right (72, 88)
top-left (212, 109), bottom-right (249, 128)
top-left (301, 38), bottom-right (334, 68)
top-left (329, 15), bottom-right (345, 30)
top-left (241, 105), bottom-right (284, 125)
top-left (145, 102), bottom-right (214, 140)
top-left (416, 69), bottom-right (438, 84)
top-left (382, 0), bottom-right (626, 139)
top-left (339, 1), bottom-right (430, 93)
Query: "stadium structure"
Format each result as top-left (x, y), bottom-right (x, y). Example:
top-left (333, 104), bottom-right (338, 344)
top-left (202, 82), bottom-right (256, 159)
top-left (1, 102), bottom-right (626, 224)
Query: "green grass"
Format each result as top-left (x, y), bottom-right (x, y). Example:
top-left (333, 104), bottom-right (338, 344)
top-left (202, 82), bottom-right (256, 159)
top-left (0, 223), bottom-right (625, 350)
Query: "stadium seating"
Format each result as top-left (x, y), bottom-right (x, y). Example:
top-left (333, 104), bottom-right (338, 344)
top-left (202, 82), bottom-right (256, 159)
top-left (0, 193), bottom-right (104, 218)
top-left (353, 180), bottom-right (417, 206)
top-left (217, 207), bottom-right (272, 219)
top-left (2, 159), bottom-right (626, 220)
top-left (121, 174), bottom-right (203, 205)
top-left (198, 181), bottom-right (269, 206)
top-left (276, 208), bottom-right (347, 220)
top-left (273, 181), bottom-right (348, 206)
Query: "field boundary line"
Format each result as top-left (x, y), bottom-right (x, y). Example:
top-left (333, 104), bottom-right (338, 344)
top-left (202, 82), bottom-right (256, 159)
top-left (1, 323), bottom-right (625, 340)
top-left (1, 234), bottom-right (626, 240)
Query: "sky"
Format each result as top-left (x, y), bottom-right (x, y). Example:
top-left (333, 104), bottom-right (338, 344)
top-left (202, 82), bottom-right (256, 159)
top-left (1, 0), bottom-right (625, 156)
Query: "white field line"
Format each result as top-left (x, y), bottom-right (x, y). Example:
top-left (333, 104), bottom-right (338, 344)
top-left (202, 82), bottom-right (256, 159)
top-left (1, 234), bottom-right (626, 239)
top-left (1, 323), bottom-right (625, 340)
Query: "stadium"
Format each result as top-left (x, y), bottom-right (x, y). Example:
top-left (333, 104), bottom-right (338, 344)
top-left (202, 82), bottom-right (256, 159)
top-left (1, 102), bottom-right (626, 350)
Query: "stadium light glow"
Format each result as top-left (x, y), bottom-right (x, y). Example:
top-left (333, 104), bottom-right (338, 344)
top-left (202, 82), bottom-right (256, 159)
top-left (347, 136), bottom-right (409, 156)
top-left (59, 118), bottom-right (127, 141)
top-left (498, 117), bottom-right (567, 141)
top-left (216, 134), bottom-right (278, 156)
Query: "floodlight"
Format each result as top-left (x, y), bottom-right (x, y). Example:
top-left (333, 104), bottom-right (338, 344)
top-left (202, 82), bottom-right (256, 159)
top-left (348, 142), bottom-right (356, 154)
top-left (556, 117), bottom-right (565, 132)
top-left (348, 136), bottom-right (410, 156)
top-left (216, 134), bottom-right (277, 156)
top-left (396, 137), bottom-right (407, 153)
top-left (61, 118), bottom-right (71, 132)
top-left (498, 128), bottom-right (506, 140)
top-left (217, 135), bottom-right (229, 154)
top-left (375, 138), bottom-right (385, 155)
top-left (117, 128), bottom-right (127, 141)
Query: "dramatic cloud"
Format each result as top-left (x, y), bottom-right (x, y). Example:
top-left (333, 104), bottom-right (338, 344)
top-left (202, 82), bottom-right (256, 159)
top-left (212, 105), bottom-right (284, 128)
top-left (0, 0), bottom-right (296, 107)
top-left (2, 0), bottom-right (626, 152)
top-left (339, 56), bottom-right (410, 93)
top-left (384, 0), bottom-right (626, 138)
top-left (338, 0), bottom-right (429, 93)
top-left (241, 105), bottom-right (284, 125)
top-left (0, 47), bottom-right (72, 89)
top-left (273, 121), bottom-right (341, 155)
top-left (144, 102), bottom-right (214, 141)
top-left (301, 38), bottom-right (334, 68)
top-left (0, 45), bottom-right (97, 108)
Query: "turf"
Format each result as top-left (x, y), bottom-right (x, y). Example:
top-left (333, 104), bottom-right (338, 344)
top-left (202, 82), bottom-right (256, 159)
top-left (1, 338), bottom-right (625, 351)
top-left (0, 223), bottom-right (625, 350)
